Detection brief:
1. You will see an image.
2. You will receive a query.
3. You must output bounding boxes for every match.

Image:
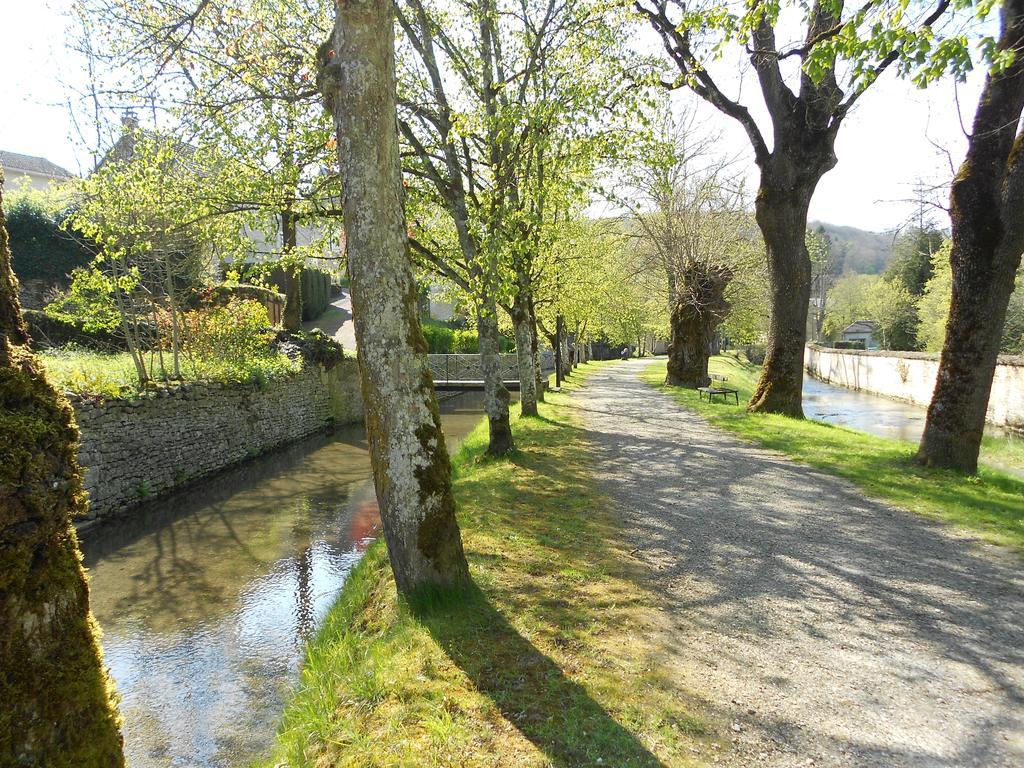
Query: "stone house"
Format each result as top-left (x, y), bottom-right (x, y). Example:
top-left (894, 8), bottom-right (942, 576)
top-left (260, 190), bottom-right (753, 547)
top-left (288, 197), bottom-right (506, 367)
top-left (840, 320), bottom-right (878, 349)
top-left (0, 150), bottom-right (75, 191)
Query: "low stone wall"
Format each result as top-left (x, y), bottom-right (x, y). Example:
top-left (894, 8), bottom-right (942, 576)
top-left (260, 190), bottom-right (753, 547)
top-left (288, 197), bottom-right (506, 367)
top-left (73, 359), bottom-right (363, 521)
top-left (804, 344), bottom-right (1024, 430)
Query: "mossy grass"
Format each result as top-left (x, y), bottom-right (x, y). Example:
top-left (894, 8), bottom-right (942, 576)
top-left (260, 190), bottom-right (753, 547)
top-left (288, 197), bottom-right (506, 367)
top-left (266, 360), bottom-right (715, 767)
top-left (642, 356), bottom-right (1024, 553)
top-left (39, 348), bottom-right (140, 398)
top-left (38, 345), bottom-right (299, 398)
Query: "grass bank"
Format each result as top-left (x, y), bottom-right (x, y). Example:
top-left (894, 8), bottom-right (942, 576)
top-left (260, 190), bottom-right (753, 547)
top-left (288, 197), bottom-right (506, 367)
top-left (643, 356), bottom-right (1024, 553)
top-left (267, 362), bottom-right (714, 767)
top-left (38, 348), bottom-right (140, 398)
top-left (38, 345), bottom-right (300, 398)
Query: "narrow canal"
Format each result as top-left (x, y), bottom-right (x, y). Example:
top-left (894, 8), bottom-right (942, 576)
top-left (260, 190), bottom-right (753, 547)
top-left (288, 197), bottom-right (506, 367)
top-left (803, 374), bottom-right (932, 442)
top-left (803, 374), bottom-right (1011, 442)
top-left (803, 374), bottom-right (1021, 478)
top-left (80, 391), bottom-right (489, 768)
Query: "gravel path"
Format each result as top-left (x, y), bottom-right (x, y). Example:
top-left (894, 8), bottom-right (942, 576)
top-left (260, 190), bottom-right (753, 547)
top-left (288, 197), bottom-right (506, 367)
top-left (303, 289), bottom-right (356, 350)
top-left (575, 359), bottom-right (1024, 767)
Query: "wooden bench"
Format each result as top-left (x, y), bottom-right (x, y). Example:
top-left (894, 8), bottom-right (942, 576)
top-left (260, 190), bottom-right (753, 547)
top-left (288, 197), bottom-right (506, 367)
top-left (698, 373), bottom-right (739, 405)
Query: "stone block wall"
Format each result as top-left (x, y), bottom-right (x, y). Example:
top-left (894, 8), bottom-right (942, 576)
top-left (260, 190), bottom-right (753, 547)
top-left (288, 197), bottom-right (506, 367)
top-left (804, 344), bottom-right (1024, 430)
top-left (72, 359), bottom-right (363, 521)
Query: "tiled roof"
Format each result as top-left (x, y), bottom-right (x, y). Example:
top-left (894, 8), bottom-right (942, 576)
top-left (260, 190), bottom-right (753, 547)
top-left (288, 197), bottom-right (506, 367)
top-left (842, 320), bottom-right (877, 335)
top-left (0, 150), bottom-right (75, 180)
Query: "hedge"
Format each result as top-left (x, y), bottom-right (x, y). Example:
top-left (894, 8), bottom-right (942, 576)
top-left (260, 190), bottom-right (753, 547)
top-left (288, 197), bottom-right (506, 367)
top-left (244, 264), bottom-right (333, 322)
top-left (23, 309), bottom-right (129, 351)
top-left (6, 197), bottom-right (94, 284)
top-left (421, 322), bottom-right (514, 353)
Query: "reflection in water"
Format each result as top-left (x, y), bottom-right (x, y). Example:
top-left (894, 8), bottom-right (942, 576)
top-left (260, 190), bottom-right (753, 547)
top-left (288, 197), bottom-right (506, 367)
top-left (81, 392), bottom-right (488, 768)
top-left (802, 375), bottom-right (932, 442)
top-left (803, 374), bottom-right (1014, 443)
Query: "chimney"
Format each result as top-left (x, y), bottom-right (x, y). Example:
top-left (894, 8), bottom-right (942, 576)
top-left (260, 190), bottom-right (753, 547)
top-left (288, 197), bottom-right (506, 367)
top-left (122, 110), bottom-right (139, 133)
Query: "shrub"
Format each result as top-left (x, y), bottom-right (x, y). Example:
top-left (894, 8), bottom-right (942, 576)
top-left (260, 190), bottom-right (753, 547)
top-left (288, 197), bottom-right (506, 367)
top-left (833, 340), bottom-right (866, 350)
top-left (276, 329), bottom-right (345, 370)
top-left (301, 268), bottom-right (332, 321)
top-left (422, 323), bottom-right (454, 353)
top-left (416, 320), bottom-right (516, 354)
top-left (182, 298), bottom-right (296, 383)
top-left (452, 329), bottom-right (479, 353)
top-left (6, 193), bottom-right (94, 285)
top-left (44, 266), bottom-right (127, 335)
top-left (23, 309), bottom-right (127, 351)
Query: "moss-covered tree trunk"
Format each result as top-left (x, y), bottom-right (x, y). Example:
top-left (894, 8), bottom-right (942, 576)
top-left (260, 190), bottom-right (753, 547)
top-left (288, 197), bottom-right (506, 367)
top-left (318, 0), bottom-right (470, 592)
top-left (511, 291), bottom-right (538, 417)
top-left (0, 179), bottom-right (125, 766)
top-left (665, 263), bottom-right (732, 388)
top-left (747, 169), bottom-right (818, 417)
top-left (529, 296), bottom-right (544, 403)
top-left (281, 209), bottom-right (303, 331)
top-left (476, 297), bottom-right (514, 454)
top-left (918, 0), bottom-right (1024, 473)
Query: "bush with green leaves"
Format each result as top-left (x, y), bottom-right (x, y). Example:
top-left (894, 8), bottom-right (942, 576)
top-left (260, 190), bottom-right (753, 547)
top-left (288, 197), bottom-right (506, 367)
top-left (44, 265), bottom-right (126, 334)
top-left (5, 189), bottom-right (94, 285)
top-left (421, 322), bottom-right (455, 353)
top-left (182, 298), bottom-right (297, 384)
top-left (420, 320), bottom-right (513, 353)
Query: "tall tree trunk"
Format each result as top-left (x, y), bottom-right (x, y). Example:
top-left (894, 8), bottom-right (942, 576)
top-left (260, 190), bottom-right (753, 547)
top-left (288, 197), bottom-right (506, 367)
top-left (511, 292), bottom-right (538, 417)
top-left (536, 319), bottom-right (559, 385)
top-left (162, 257), bottom-right (182, 379)
top-left (281, 209), bottom-right (302, 331)
top-left (665, 262), bottom-right (732, 388)
top-left (667, 317), bottom-right (711, 387)
top-left (318, 0), bottom-right (470, 592)
top-left (476, 297), bottom-right (514, 454)
top-left (536, 319), bottom-right (544, 403)
top-left (641, 4), bottom-right (850, 417)
top-left (747, 165), bottom-right (820, 417)
top-left (0, 180), bottom-right (125, 766)
top-left (918, 0), bottom-right (1024, 473)
top-left (529, 297), bottom-right (544, 402)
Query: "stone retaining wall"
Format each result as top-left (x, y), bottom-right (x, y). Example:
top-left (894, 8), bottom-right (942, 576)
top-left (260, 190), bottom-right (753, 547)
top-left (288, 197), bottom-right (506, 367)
top-left (73, 359), bottom-right (363, 521)
top-left (804, 344), bottom-right (1024, 430)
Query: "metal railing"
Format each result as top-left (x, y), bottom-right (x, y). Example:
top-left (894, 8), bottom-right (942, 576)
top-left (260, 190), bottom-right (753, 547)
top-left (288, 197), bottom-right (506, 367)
top-left (427, 352), bottom-right (554, 384)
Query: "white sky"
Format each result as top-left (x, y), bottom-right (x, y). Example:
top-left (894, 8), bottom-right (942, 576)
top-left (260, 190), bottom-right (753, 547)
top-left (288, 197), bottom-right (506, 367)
top-left (0, 1), bottom-right (984, 232)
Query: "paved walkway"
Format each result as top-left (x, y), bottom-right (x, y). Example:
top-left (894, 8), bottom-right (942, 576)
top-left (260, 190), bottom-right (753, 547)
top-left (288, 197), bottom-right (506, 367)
top-left (303, 290), bottom-right (356, 350)
top-left (575, 359), bottom-right (1024, 767)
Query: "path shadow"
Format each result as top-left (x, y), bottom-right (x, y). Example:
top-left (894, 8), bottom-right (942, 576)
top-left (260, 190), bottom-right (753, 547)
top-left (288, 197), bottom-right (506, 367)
top-left (576, 361), bottom-right (1024, 767)
top-left (413, 585), bottom-right (668, 768)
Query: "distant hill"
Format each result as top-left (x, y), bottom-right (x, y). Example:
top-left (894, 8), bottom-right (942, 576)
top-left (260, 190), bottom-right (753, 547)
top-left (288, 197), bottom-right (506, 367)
top-left (810, 222), bottom-right (896, 275)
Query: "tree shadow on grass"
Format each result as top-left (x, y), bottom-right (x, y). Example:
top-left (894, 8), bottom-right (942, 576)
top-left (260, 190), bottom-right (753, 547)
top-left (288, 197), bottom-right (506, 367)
top-left (411, 585), bottom-right (668, 768)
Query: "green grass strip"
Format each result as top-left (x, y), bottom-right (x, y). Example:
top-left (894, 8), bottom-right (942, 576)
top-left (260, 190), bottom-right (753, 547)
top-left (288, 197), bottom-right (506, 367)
top-left (642, 357), bottom-right (1024, 554)
top-left (265, 361), bottom-right (713, 768)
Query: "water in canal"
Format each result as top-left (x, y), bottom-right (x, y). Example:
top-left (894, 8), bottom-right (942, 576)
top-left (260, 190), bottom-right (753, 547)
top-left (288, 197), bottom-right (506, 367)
top-left (81, 391), bottom-right (488, 768)
top-left (802, 374), bottom-right (1013, 443)
top-left (802, 374), bottom-right (932, 442)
